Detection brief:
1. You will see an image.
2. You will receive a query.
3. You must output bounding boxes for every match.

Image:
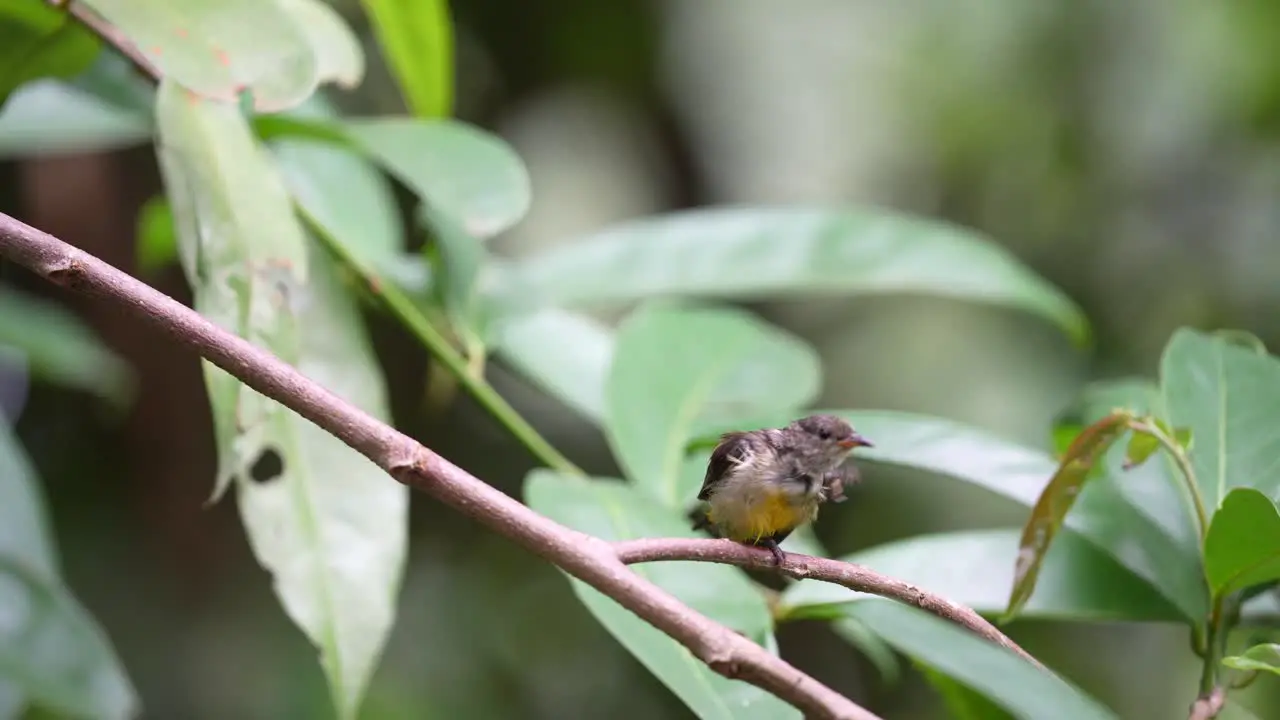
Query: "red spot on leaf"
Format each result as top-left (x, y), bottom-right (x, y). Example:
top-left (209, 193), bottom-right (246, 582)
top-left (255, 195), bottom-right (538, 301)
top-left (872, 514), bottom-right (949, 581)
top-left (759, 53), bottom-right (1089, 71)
top-left (215, 49), bottom-right (231, 66)
top-left (175, 27), bottom-right (188, 38)
top-left (369, 276), bottom-right (383, 294)
top-left (150, 46), bottom-right (163, 56)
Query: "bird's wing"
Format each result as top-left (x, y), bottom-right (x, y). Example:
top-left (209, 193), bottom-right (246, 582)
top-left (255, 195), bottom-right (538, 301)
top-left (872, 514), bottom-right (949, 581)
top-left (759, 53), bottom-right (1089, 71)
top-left (697, 431), bottom-right (752, 501)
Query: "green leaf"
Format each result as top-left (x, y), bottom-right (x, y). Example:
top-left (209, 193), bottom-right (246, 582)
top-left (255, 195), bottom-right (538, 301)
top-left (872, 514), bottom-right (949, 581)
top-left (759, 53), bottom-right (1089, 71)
top-left (524, 470), bottom-right (795, 720)
top-left (357, 0), bottom-right (453, 117)
top-left (0, 1), bottom-right (100, 107)
top-left (605, 303), bottom-right (820, 506)
top-left (508, 207), bottom-right (1089, 345)
top-left (419, 203), bottom-right (486, 343)
top-left (269, 96), bottom-right (403, 274)
top-left (0, 286), bottom-right (133, 407)
top-left (915, 660), bottom-right (1014, 720)
top-left (135, 195), bottom-right (178, 276)
top-left (1223, 643), bottom-right (1280, 675)
top-left (155, 79), bottom-right (407, 720)
top-left (277, 0), bottom-right (364, 90)
top-left (1006, 411), bottom-right (1132, 620)
top-left (699, 407), bottom-right (1208, 622)
top-left (341, 118), bottom-right (530, 240)
top-left (1161, 327), bottom-right (1280, 510)
top-left (1122, 428), bottom-right (1160, 470)
top-left (842, 601), bottom-right (1118, 720)
top-left (0, 418), bottom-right (137, 718)
top-left (490, 307), bottom-right (613, 422)
top-left (832, 618), bottom-right (902, 685)
top-left (1204, 488), bottom-right (1280, 599)
top-left (0, 79), bottom-right (151, 157)
top-left (83, 0), bottom-right (319, 111)
top-left (779, 528), bottom-right (1182, 623)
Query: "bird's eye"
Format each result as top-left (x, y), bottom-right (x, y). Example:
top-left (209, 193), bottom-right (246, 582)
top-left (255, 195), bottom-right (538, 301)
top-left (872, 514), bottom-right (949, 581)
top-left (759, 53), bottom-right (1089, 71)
top-left (818, 429), bottom-right (831, 440)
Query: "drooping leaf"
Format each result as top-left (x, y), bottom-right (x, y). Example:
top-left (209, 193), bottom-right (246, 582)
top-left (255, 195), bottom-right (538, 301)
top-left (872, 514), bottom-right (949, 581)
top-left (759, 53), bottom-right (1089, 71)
top-left (277, 0), bottom-right (364, 90)
top-left (507, 207), bottom-right (1089, 344)
top-left (357, 0), bottom-right (453, 117)
top-left (82, 0), bottom-right (319, 111)
top-left (696, 408), bottom-right (1208, 622)
top-left (841, 601), bottom-right (1118, 720)
top-left (155, 78), bottom-right (406, 720)
top-left (0, 1), bottom-right (100, 107)
top-left (1203, 488), bottom-right (1280, 599)
top-left (135, 195), bottom-right (178, 276)
top-left (1161, 328), bottom-right (1280, 511)
top-left (1006, 411), bottom-right (1132, 620)
top-left (0, 418), bottom-right (137, 718)
top-left (605, 303), bottom-right (820, 506)
top-left (524, 470), bottom-right (795, 720)
top-left (1223, 643), bottom-right (1280, 676)
top-left (779, 528), bottom-right (1181, 623)
top-left (489, 307), bottom-right (613, 422)
top-left (0, 286), bottom-right (132, 407)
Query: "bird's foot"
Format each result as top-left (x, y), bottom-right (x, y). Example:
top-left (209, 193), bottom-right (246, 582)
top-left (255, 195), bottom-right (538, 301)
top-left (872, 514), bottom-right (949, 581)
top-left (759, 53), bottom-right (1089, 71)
top-left (758, 538), bottom-right (786, 566)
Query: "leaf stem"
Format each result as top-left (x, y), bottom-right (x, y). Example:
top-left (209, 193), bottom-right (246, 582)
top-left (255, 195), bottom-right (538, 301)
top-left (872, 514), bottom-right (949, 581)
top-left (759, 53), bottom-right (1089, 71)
top-left (296, 204), bottom-right (583, 476)
top-left (1128, 419), bottom-right (1209, 539)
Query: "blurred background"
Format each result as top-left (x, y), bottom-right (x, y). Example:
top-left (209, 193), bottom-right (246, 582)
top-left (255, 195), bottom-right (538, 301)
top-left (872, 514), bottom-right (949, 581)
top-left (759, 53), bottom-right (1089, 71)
top-left (4, 0), bottom-right (1280, 717)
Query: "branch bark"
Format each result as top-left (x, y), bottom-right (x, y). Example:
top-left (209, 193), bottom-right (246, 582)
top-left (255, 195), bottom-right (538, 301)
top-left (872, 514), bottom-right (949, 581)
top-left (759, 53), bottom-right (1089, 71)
top-left (614, 537), bottom-right (1044, 669)
top-left (0, 213), bottom-right (878, 719)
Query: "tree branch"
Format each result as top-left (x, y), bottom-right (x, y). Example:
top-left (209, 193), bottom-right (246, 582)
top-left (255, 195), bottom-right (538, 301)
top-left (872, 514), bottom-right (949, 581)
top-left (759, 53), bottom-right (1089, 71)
top-left (0, 213), bottom-right (882, 719)
top-left (614, 537), bottom-right (1044, 669)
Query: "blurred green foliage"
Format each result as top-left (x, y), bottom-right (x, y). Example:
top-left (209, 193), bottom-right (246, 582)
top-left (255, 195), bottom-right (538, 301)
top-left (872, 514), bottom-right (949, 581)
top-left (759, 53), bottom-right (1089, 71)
top-left (5, 1), bottom-right (1280, 719)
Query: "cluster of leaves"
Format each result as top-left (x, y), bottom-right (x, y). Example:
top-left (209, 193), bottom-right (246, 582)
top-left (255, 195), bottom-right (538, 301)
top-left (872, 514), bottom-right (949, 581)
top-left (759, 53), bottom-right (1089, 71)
top-left (6, 2), bottom-right (1280, 720)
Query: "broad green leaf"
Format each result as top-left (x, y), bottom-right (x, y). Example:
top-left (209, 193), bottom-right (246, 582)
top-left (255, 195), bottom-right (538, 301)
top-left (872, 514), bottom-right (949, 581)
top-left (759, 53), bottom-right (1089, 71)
top-left (0, 286), bottom-right (132, 406)
top-left (508, 207), bottom-right (1089, 344)
top-left (524, 470), bottom-right (795, 720)
top-left (0, 1), bottom-right (100, 107)
top-left (1161, 328), bottom-right (1280, 510)
top-left (915, 660), bottom-right (1014, 720)
top-left (845, 601), bottom-right (1118, 720)
top-left (490, 307), bottom-right (613, 421)
top-left (155, 79), bottom-right (407, 720)
top-left (0, 79), bottom-right (150, 157)
top-left (833, 618), bottom-right (903, 685)
top-left (698, 408), bottom-right (1207, 621)
top-left (342, 118), bottom-right (530, 239)
top-left (278, 0), bottom-right (364, 90)
top-left (0, 420), bottom-right (137, 718)
top-left (83, 0), bottom-right (318, 111)
top-left (419, 203), bottom-right (486, 343)
top-left (1204, 488), bottom-right (1280, 598)
top-left (357, 0), bottom-right (453, 117)
top-left (270, 96), bottom-right (403, 273)
top-left (780, 528), bottom-right (1182, 623)
top-left (135, 195), bottom-right (178, 276)
top-left (1006, 411), bottom-right (1132, 620)
top-left (1223, 643), bottom-right (1280, 675)
top-left (606, 303), bottom-right (820, 506)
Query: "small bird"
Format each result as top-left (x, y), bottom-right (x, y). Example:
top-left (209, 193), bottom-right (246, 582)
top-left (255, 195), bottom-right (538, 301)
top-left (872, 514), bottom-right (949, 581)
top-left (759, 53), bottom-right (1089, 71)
top-left (692, 414), bottom-right (873, 564)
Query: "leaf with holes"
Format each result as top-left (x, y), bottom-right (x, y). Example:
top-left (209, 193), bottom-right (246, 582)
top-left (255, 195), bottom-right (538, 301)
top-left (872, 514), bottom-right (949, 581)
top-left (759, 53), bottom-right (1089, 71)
top-left (605, 303), bottom-right (820, 506)
top-left (1203, 488), bottom-right (1280, 599)
top-left (524, 470), bottom-right (795, 720)
top-left (0, 419), bottom-right (136, 718)
top-left (1005, 411), bottom-right (1133, 620)
top-left (1161, 328), bottom-right (1280, 511)
top-left (82, 0), bottom-right (319, 111)
top-left (507, 206), bottom-right (1089, 345)
top-left (155, 79), bottom-right (406, 720)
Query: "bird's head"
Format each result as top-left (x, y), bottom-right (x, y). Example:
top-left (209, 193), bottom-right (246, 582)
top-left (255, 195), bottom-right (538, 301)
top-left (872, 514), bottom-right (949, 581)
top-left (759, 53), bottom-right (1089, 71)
top-left (789, 414), bottom-right (873, 465)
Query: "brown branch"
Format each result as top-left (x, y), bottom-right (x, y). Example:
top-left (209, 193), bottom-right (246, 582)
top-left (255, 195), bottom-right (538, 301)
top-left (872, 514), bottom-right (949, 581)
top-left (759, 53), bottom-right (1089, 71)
top-left (53, 0), bottom-right (162, 80)
top-left (614, 538), bottom-right (1044, 669)
top-left (1188, 686), bottom-right (1225, 720)
top-left (0, 215), bottom-right (881, 719)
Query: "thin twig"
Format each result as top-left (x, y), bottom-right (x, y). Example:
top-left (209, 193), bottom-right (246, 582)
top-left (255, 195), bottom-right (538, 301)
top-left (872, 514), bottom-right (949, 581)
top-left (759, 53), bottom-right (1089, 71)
top-left (614, 538), bottom-right (1045, 670)
top-left (55, 0), bottom-right (161, 80)
top-left (0, 213), bottom-right (878, 719)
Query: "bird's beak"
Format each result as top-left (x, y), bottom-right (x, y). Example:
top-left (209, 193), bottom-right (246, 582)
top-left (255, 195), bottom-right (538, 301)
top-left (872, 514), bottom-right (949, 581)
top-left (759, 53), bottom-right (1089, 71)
top-left (839, 434), bottom-right (873, 449)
